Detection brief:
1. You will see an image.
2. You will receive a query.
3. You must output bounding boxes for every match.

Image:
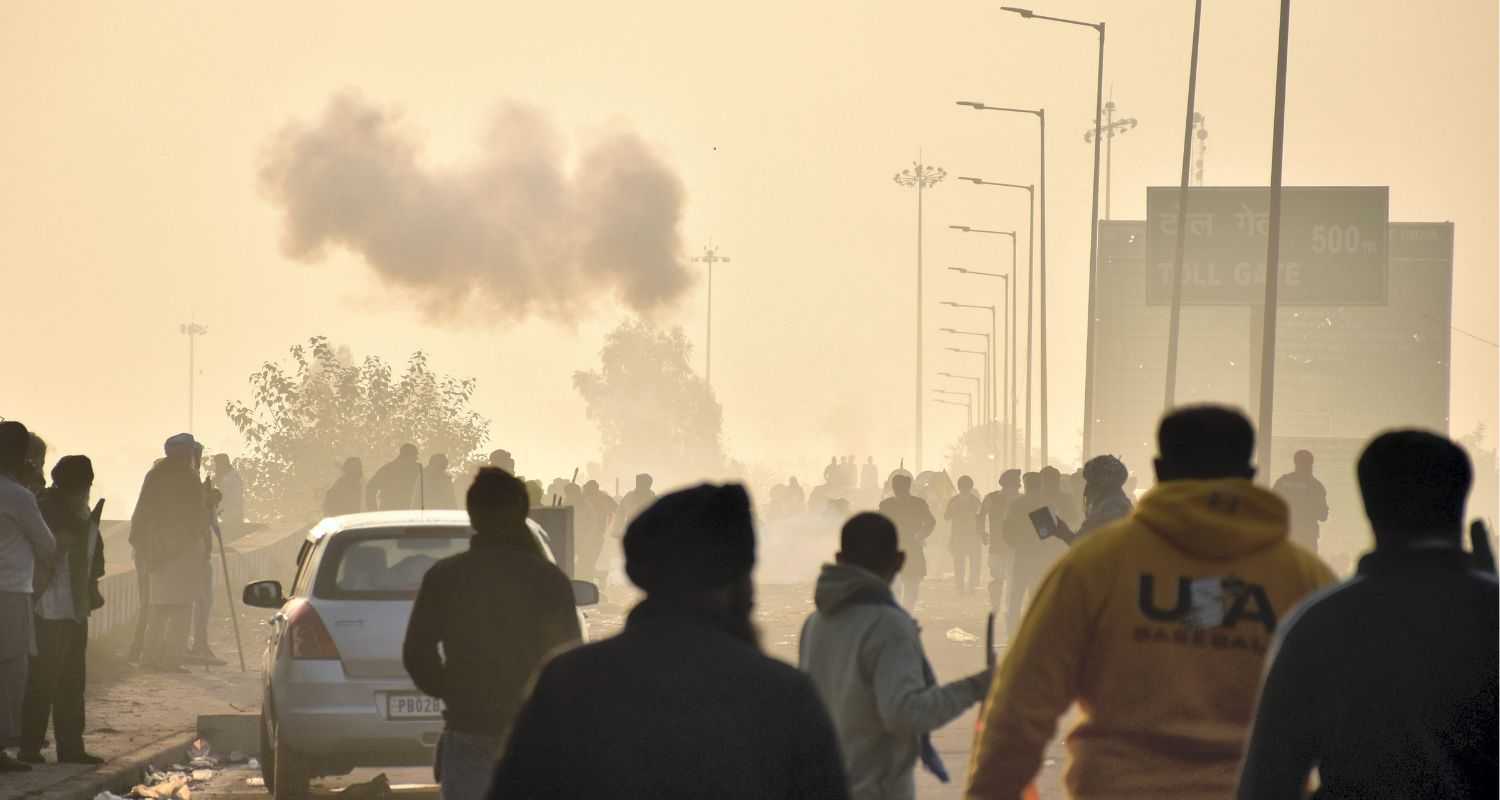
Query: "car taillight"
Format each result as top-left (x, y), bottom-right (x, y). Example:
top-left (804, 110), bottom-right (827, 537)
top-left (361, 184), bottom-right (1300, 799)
top-left (285, 601), bottom-right (342, 661)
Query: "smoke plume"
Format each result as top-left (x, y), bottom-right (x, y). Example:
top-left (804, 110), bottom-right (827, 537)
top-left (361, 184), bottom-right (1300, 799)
top-left (259, 92), bottom-right (693, 322)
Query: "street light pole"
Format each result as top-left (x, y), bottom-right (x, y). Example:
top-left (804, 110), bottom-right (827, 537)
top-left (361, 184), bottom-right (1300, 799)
top-left (179, 322), bottom-right (208, 434)
top-left (1083, 98), bottom-right (1137, 221)
top-left (942, 296), bottom-right (1007, 471)
top-left (934, 395), bottom-right (974, 432)
top-left (894, 158), bottom-right (947, 470)
top-left (940, 328), bottom-right (992, 428)
top-left (955, 175), bottom-right (1030, 470)
top-left (955, 103), bottom-right (1045, 469)
top-left (1002, 5), bottom-right (1103, 463)
top-left (692, 246), bottom-right (731, 389)
top-left (1257, 0), bottom-right (1293, 477)
top-left (1164, 0), bottom-right (1205, 410)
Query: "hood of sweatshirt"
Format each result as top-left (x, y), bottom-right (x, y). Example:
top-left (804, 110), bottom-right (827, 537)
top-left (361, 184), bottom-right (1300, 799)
top-left (1133, 479), bottom-right (1289, 560)
top-left (813, 562), bottom-right (897, 613)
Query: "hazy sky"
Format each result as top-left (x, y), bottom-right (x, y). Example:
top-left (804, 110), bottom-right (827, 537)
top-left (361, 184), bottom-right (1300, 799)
top-left (2, 1), bottom-right (1495, 511)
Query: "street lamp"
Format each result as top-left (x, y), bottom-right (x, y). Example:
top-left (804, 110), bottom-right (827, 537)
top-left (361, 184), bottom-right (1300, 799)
top-left (1001, 5), bottom-right (1106, 462)
top-left (692, 245), bottom-right (731, 390)
top-left (948, 226), bottom-right (1013, 467)
top-left (955, 100), bottom-right (1049, 467)
top-left (933, 396), bottom-right (974, 432)
top-left (946, 344), bottom-right (990, 421)
top-left (179, 322), bottom-right (208, 434)
top-left (956, 178), bottom-right (1030, 472)
top-left (949, 266), bottom-right (1016, 470)
top-left (893, 158), bottom-right (947, 470)
top-left (939, 327), bottom-right (991, 429)
top-left (1082, 99), bottom-right (1137, 221)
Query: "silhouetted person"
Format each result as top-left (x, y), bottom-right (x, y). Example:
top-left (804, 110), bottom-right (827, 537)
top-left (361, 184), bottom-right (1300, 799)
top-left (186, 440), bottom-right (224, 666)
top-left (404, 468), bottom-right (581, 800)
top-left (1272, 449), bottom-right (1328, 553)
top-left (982, 470), bottom-right (1022, 612)
top-left (999, 472), bottom-right (1052, 637)
top-left (878, 474), bottom-right (934, 608)
top-left (945, 475), bottom-right (983, 594)
top-left (1239, 431), bottom-right (1497, 799)
top-left (490, 484), bottom-right (850, 799)
top-left (20, 433), bottom-right (46, 496)
top-left (860, 457), bottom-right (878, 501)
top-left (967, 406), bottom-right (1336, 799)
top-left (614, 473), bottom-right (656, 537)
top-left (488, 449), bottom-right (516, 474)
top-left (786, 476), bottom-right (806, 514)
top-left (212, 453), bottom-right (244, 531)
top-left (21, 456), bottom-right (104, 765)
top-left (575, 480), bottom-right (615, 582)
top-left (1037, 465), bottom-right (1078, 530)
top-left (366, 444), bottom-right (420, 511)
top-left (414, 453), bottom-right (457, 510)
top-left (1048, 454), bottom-right (1133, 542)
top-left (323, 457), bottom-right (364, 517)
top-left (800, 512), bottom-right (990, 799)
top-left (130, 434), bottom-right (215, 673)
top-left (0, 421), bottom-right (54, 773)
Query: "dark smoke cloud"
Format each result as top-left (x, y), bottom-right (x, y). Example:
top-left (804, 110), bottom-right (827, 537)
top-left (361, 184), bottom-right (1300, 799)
top-left (259, 92), bottom-right (693, 323)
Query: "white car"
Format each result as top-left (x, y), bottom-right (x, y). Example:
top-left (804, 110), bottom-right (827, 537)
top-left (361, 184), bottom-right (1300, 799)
top-left (242, 510), bottom-right (597, 799)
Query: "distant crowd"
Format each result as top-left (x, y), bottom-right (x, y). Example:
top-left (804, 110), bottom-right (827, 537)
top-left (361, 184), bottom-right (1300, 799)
top-left (2, 407), bottom-right (1494, 799)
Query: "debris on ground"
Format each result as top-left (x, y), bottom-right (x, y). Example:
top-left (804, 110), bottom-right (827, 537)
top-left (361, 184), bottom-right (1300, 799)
top-left (336, 772), bottom-right (392, 799)
top-left (946, 626), bottom-right (980, 644)
top-left (245, 777), bottom-right (265, 788)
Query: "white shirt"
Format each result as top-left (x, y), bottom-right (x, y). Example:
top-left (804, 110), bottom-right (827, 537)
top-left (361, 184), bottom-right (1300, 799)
top-left (36, 518), bottom-right (98, 621)
top-left (0, 475), bottom-right (55, 594)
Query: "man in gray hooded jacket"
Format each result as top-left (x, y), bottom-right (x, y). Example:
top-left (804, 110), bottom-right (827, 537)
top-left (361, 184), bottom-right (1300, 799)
top-left (799, 512), bottom-right (992, 800)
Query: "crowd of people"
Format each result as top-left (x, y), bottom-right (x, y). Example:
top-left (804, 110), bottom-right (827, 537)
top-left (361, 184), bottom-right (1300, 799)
top-left (403, 405), bottom-right (1495, 800)
top-left (1, 405), bottom-right (1494, 798)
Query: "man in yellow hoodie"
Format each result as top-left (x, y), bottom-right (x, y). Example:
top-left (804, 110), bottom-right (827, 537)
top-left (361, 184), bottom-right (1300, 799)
top-left (965, 406), bottom-right (1335, 799)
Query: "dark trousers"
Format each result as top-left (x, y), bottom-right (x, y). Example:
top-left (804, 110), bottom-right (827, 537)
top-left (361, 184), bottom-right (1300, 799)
top-left (128, 561), bottom-right (150, 660)
top-left (191, 559), bottom-right (213, 652)
top-left (21, 618), bottom-right (87, 755)
top-left (951, 536), bottom-right (982, 592)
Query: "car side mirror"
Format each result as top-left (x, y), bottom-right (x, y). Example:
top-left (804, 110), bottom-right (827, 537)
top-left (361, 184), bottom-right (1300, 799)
top-left (571, 580), bottom-right (600, 607)
top-left (242, 579), bottom-right (286, 609)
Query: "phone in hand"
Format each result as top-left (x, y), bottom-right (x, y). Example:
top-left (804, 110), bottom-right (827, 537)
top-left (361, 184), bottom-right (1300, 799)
top-left (1029, 507), bottom-right (1059, 539)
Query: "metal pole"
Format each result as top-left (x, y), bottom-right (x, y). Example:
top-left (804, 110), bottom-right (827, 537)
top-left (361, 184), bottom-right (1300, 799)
top-left (1258, 0), bottom-right (1292, 476)
top-left (210, 514), bottom-right (247, 672)
top-left (1165, 0), bottom-right (1204, 410)
top-left (1080, 23), bottom-right (1106, 462)
top-left (707, 260), bottom-right (713, 386)
top-left (1037, 110), bottom-right (1048, 470)
top-left (1018, 188), bottom-right (1029, 469)
top-left (1105, 101), bottom-right (1114, 221)
top-left (991, 306), bottom-right (1000, 473)
top-left (188, 331), bottom-right (195, 434)
top-left (917, 177), bottom-right (925, 472)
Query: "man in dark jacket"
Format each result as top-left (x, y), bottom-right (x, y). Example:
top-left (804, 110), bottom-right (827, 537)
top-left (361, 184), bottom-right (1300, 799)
top-left (21, 456), bottom-right (104, 765)
top-left (879, 473), bottom-right (934, 609)
top-left (490, 483), bottom-right (850, 800)
top-left (366, 444), bottom-right (420, 511)
top-left (981, 470), bottom-right (1021, 611)
top-left (323, 457), bottom-right (363, 517)
top-left (1238, 430), bottom-right (1498, 799)
top-left (129, 434), bottom-right (214, 672)
top-left (403, 468), bottom-right (581, 800)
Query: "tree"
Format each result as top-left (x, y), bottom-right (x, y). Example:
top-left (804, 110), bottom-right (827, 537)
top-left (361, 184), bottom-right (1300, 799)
top-left (1459, 424), bottom-right (1499, 525)
top-left (573, 319), bottom-right (726, 486)
top-left (226, 336), bottom-right (490, 520)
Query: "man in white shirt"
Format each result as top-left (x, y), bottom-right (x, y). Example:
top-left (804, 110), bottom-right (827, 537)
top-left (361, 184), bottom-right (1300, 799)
top-left (0, 421), bottom-right (56, 773)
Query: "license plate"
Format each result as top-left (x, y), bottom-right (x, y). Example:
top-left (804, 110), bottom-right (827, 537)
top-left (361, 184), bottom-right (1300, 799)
top-left (386, 693), bottom-right (445, 720)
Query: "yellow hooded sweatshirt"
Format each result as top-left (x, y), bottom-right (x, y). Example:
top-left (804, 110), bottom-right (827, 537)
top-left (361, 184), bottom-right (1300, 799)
top-left (965, 479), bottom-right (1336, 800)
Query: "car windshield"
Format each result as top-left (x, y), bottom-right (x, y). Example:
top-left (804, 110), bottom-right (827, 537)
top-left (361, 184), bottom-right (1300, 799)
top-left (315, 527), bottom-right (472, 599)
